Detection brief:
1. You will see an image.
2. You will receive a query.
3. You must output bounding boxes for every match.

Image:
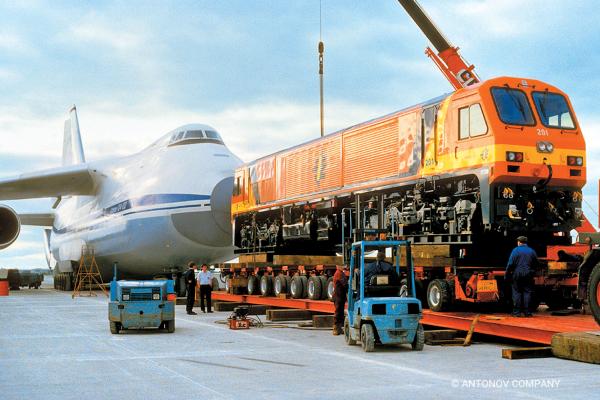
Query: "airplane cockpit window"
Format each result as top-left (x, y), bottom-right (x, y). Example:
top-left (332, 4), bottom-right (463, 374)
top-left (168, 128), bottom-right (223, 146)
top-left (205, 130), bottom-right (221, 140)
top-left (184, 130), bottom-right (205, 139)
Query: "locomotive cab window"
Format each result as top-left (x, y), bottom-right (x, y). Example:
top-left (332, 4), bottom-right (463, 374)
top-left (532, 91), bottom-right (576, 130)
top-left (491, 87), bottom-right (535, 126)
top-left (459, 103), bottom-right (488, 139)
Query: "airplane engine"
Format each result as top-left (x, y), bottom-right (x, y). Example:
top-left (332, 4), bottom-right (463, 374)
top-left (0, 204), bottom-right (20, 250)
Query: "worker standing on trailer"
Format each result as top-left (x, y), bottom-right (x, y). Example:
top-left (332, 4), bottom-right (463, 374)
top-left (184, 262), bottom-right (198, 315)
top-left (506, 236), bottom-right (538, 317)
top-left (332, 265), bottom-right (348, 336)
top-left (198, 264), bottom-right (213, 313)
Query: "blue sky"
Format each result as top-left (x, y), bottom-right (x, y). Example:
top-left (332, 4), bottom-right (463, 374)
top-left (1, 0), bottom-right (599, 268)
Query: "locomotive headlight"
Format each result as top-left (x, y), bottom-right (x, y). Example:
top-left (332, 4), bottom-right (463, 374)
top-left (537, 142), bottom-right (547, 152)
top-left (546, 142), bottom-right (554, 152)
top-left (576, 156), bottom-right (583, 166)
top-left (506, 151), bottom-right (516, 161)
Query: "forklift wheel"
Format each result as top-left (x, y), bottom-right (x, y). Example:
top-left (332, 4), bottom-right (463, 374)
top-left (110, 321), bottom-right (120, 334)
top-left (412, 324), bottom-right (424, 351)
top-left (166, 320), bottom-right (175, 333)
top-left (344, 318), bottom-right (356, 345)
top-left (360, 324), bottom-right (375, 352)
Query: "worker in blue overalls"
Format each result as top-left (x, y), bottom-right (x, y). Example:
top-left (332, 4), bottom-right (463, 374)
top-left (506, 236), bottom-right (539, 317)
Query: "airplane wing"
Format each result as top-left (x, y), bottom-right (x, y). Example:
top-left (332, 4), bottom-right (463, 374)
top-left (0, 164), bottom-right (96, 201)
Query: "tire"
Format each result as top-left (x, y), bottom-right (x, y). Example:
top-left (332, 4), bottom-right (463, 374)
top-left (299, 275), bottom-right (308, 298)
top-left (307, 276), bottom-right (323, 300)
top-left (318, 276), bottom-right (328, 300)
top-left (224, 277), bottom-right (231, 293)
top-left (344, 317), bottom-right (356, 345)
top-left (427, 279), bottom-right (451, 312)
top-left (166, 319), bottom-right (175, 333)
top-left (412, 323), bottom-right (424, 351)
top-left (587, 263), bottom-right (600, 325)
top-left (326, 277), bottom-right (334, 301)
top-left (110, 321), bottom-right (120, 334)
top-left (247, 275), bottom-right (259, 295)
top-left (290, 275), bottom-right (305, 299)
top-left (260, 275), bottom-right (274, 296)
top-left (274, 275), bottom-right (288, 296)
top-left (211, 277), bottom-right (219, 291)
top-left (360, 323), bottom-right (375, 352)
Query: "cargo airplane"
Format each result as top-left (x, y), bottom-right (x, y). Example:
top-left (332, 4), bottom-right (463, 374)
top-left (0, 106), bottom-right (242, 288)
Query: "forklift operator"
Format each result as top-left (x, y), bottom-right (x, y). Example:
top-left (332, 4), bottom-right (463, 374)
top-left (365, 251), bottom-right (398, 284)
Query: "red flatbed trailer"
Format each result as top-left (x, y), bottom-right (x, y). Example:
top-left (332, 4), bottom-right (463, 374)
top-left (212, 291), bottom-right (597, 345)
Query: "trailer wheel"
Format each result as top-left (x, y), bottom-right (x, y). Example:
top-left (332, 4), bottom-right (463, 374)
top-left (326, 277), bottom-right (334, 301)
top-left (318, 276), bottom-right (328, 300)
top-left (360, 323), bottom-right (375, 352)
top-left (411, 323), bottom-right (424, 351)
top-left (344, 318), bottom-right (356, 345)
top-left (307, 276), bottom-right (322, 300)
top-left (290, 275), bottom-right (304, 299)
top-left (260, 275), bottom-right (273, 296)
top-left (427, 279), bottom-right (451, 312)
top-left (246, 275), bottom-right (259, 295)
top-left (274, 275), bottom-right (288, 296)
top-left (300, 275), bottom-right (308, 298)
top-left (166, 319), bottom-right (175, 333)
top-left (110, 321), bottom-right (120, 334)
top-left (211, 277), bottom-right (219, 291)
top-left (587, 263), bottom-right (600, 325)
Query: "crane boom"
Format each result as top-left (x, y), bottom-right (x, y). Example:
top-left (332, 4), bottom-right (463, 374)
top-left (397, 0), bottom-right (479, 90)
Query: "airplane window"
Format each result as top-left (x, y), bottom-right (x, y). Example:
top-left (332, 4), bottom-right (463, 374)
top-left (185, 130), bottom-right (205, 139)
top-left (205, 130), bottom-right (221, 140)
top-left (175, 131), bottom-right (185, 141)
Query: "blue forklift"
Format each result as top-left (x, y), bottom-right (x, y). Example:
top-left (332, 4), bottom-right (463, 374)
top-left (344, 240), bottom-right (424, 352)
top-left (108, 266), bottom-right (176, 334)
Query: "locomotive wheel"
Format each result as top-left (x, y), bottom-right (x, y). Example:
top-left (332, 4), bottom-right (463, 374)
top-left (427, 279), bottom-right (451, 312)
top-left (260, 275), bottom-right (273, 296)
top-left (588, 263), bottom-right (600, 325)
top-left (247, 275), bottom-right (259, 295)
top-left (307, 276), bottom-right (323, 300)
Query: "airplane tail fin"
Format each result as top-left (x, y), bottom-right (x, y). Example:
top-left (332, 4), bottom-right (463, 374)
top-left (62, 105), bottom-right (86, 166)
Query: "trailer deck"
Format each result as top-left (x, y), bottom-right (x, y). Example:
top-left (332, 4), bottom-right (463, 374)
top-left (212, 291), bottom-right (598, 345)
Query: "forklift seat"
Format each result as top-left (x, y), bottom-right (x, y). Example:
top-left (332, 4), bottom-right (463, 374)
top-left (364, 274), bottom-right (401, 297)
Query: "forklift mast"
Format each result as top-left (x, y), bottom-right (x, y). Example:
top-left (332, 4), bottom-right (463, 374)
top-left (397, 0), bottom-right (479, 90)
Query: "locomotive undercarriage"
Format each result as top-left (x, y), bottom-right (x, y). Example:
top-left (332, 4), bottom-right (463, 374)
top-left (234, 174), bottom-right (582, 259)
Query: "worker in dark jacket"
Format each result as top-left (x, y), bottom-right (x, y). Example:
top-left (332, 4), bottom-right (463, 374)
top-left (365, 251), bottom-right (399, 285)
top-left (332, 265), bottom-right (348, 336)
top-left (184, 262), bottom-right (198, 315)
top-left (506, 236), bottom-right (538, 317)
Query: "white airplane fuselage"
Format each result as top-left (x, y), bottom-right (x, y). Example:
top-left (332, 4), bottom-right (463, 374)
top-left (49, 124), bottom-right (242, 279)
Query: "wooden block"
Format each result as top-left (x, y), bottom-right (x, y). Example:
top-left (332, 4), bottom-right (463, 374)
top-left (312, 314), bottom-right (334, 328)
top-left (551, 331), bottom-right (600, 364)
top-left (277, 293), bottom-right (290, 299)
top-left (429, 339), bottom-right (466, 346)
top-left (266, 308), bottom-right (313, 321)
top-left (502, 347), bottom-right (553, 360)
top-left (273, 255), bottom-right (343, 266)
top-left (401, 245), bottom-right (450, 259)
top-left (246, 305), bottom-right (269, 315)
top-left (213, 302), bottom-right (244, 312)
top-left (239, 253), bottom-right (270, 263)
top-left (424, 329), bottom-right (458, 344)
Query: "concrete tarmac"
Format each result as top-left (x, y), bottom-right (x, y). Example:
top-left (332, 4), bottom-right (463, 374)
top-left (1, 278), bottom-right (598, 400)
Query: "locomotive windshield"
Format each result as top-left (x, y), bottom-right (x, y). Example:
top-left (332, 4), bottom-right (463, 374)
top-left (491, 87), bottom-right (535, 126)
top-left (532, 91), bottom-right (576, 129)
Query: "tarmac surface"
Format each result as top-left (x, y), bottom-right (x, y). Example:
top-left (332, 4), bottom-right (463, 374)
top-left (1, 277), bottom-right (598, 400)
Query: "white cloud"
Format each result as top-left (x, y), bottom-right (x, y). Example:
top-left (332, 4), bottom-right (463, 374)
top-left (68, 14), bottom-right (145, 52)
top-left (0, 32), bottom-right (34, 54)
top-left (0, 68), bottom-right (21, 81)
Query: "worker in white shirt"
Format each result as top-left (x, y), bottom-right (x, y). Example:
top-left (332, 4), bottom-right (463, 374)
top-left (197, 264), bottom-right (213, 313)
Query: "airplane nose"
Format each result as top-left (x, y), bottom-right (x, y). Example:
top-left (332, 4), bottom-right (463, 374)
top-left (170, 177), bottom-right (233, 247)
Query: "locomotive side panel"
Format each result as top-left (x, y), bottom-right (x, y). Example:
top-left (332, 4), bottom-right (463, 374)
top-left (343, 118), bottom-right (401, 185)
top-left (278, 136), bottom-right (342, 200)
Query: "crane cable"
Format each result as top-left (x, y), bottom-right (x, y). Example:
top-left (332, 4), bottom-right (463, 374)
top-left (318, 0), bottom-right (325, 137)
